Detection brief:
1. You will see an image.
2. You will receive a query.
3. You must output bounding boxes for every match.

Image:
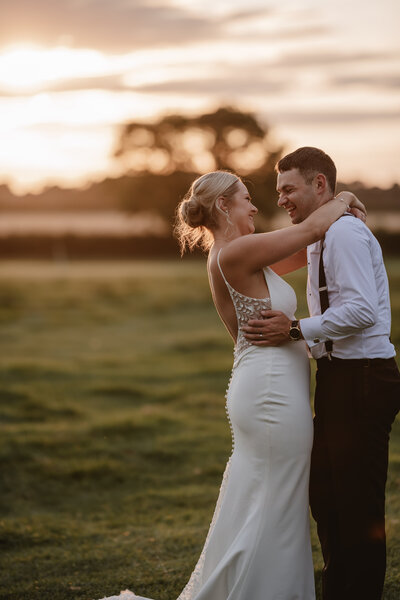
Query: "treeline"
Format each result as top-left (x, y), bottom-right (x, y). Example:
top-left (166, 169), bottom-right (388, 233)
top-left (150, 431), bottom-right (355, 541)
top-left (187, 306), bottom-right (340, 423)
top-left (0, 230), bottom-right (399, 260)
top-left (0, 107), bottom-right (398, 258)
top-left (1, 177), bottom-right (399, 215)
top-left (0, 234), bottom-right (180, 260)
top-left (336, 182), bottom-right (400, 211)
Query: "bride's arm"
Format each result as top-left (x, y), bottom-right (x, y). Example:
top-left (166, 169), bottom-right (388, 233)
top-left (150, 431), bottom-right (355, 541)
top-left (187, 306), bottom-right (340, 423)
top-left (223, 192), bottom-right (365, 273)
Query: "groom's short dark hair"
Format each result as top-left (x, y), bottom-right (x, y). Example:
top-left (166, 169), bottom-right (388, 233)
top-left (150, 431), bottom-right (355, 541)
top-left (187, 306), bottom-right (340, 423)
top-left (276, 147), bottom-right (337, 194)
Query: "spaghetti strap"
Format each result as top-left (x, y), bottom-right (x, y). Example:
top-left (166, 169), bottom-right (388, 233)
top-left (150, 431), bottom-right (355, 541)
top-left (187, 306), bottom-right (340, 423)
top-left (216, 249), bottom-right (231, 288)
top-left (217, 248), bottom-right (270, 303)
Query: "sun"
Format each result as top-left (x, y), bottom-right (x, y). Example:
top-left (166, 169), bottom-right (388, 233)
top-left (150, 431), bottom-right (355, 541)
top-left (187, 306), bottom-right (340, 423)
top-left (0, 43), bottom-right (108, 92)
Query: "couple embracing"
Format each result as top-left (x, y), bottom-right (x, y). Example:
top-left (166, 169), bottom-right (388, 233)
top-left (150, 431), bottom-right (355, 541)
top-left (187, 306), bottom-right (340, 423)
top-left (100, 147), bottom-right (399, 600)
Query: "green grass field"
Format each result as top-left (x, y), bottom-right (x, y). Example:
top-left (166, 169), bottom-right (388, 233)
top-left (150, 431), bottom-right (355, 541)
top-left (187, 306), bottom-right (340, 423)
top-left (0, 259), bottom-right (399, 600)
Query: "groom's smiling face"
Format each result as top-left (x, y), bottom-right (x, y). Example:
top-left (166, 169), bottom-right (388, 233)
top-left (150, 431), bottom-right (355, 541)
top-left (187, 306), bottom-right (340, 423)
top-left (276, 168), bottom-right (320, 224)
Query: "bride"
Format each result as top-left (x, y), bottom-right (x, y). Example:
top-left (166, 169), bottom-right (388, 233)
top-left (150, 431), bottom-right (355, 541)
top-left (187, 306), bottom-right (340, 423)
top-left (99, 171), bottom-right (365, 600)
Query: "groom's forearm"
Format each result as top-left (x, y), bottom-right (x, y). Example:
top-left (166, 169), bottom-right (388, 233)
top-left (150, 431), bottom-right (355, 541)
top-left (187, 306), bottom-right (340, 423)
top-left (300, 298), bottom-right (377, 348)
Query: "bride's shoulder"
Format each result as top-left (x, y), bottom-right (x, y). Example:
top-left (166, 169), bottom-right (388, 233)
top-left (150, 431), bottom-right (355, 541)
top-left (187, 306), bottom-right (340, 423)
top-left (218, 235), bottom-right (255, 264)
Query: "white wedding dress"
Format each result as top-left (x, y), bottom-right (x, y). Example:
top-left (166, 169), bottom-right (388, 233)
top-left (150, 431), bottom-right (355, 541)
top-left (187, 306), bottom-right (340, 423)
top-left (99, 256), bottom-right (315, 600)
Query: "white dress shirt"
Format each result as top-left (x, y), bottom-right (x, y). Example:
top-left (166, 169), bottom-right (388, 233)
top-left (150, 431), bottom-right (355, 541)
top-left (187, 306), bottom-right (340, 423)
top-left (300, 215), bottom-right (395, 359)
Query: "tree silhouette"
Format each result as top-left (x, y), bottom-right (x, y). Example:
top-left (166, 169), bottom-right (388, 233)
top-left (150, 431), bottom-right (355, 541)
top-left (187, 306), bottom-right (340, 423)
top-left (114, 106), bottom-right (283, 222)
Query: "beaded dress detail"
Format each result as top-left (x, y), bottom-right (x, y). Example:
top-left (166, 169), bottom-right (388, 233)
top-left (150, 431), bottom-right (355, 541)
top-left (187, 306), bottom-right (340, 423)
top-left (98, 255), bottom-right (315, 600)
top-left (216, 250), bottom-right (272, 365)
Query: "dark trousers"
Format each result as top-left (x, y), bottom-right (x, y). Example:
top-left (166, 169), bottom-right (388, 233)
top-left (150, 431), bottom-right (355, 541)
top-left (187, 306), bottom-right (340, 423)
top-left (310, 356), bottom-right (400, 600)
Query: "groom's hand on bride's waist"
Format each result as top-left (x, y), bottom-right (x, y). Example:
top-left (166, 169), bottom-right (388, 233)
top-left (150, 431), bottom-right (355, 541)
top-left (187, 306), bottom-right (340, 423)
top-left (242, 310), bottom-right (291, 346)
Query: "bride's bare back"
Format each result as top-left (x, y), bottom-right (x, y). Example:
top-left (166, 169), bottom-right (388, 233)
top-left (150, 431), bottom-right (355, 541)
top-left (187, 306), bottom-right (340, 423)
top-left (207, 247), bottom-right (271, 342)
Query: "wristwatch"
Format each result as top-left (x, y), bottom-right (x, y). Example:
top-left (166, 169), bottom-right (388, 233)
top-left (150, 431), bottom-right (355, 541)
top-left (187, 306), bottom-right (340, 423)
top-left (289, 320), bottom-right (302, 341)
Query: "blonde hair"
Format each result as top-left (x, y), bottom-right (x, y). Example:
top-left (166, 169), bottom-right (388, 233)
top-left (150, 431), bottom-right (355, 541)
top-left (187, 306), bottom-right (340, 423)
top-left (174, 171), bottom-right (241, 254)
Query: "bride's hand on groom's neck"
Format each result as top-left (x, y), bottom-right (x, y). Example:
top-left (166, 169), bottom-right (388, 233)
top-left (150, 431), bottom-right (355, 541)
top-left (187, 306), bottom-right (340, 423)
top-left (349, 207), bottom-right (367, 223)
top-left (335, 191), bottom-right (367, 222)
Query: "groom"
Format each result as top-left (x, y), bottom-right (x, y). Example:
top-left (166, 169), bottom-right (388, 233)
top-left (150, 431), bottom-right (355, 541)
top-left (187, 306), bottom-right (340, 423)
top-left (242, 147), bottom-right (400, 600)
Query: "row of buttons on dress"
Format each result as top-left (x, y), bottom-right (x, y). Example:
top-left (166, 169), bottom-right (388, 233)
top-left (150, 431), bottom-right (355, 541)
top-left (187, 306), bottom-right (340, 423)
top-left (224, 367), bottom-right (235, 453)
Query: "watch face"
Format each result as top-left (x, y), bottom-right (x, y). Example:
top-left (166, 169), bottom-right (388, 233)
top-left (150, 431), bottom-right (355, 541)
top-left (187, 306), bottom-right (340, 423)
top-left (290, 327), bottom-right (301, 340)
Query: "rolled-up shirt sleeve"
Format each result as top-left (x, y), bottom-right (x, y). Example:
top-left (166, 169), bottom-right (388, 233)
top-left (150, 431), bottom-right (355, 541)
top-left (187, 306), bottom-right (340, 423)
top-left (300, 219), bottom-right (379, 348)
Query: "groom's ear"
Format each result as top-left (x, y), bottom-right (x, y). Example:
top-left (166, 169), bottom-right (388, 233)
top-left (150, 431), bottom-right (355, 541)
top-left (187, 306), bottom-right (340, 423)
top-left (314, 173), bottom-right (327, 195)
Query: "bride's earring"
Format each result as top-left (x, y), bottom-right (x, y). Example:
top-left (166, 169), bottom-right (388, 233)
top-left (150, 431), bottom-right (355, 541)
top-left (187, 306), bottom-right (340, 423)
top-left (217, 198), bottom-right (233, 232)
top-left (224, 209), bottom-right (233, 227)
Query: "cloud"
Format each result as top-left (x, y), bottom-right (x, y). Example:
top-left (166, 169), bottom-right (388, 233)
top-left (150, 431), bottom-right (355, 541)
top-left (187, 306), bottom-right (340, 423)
top-left (0, 74), bottom-right (129, 96)
top-left (2, 51), bottom-right (398, 99)
top-left (0, 0), bottom-right (222, 52)
top-left (272, 50), bottom-right (399, 69)
top-left (223, 8), bottom-right (274, 23)
top-left (0, 71), bottom-right (287, 97)
top-left (0, 1), bottom-right (323, 53)
top-left (234, 24), bottom-right (332, 43)
top-left (49, 74), bottom-right (128, 93)
top-left (131, 76), bottom-right (287, 95)
top-left (267, 109), bottom-right (400, 125)
top-left (331, 74), bottom-right (400, 89)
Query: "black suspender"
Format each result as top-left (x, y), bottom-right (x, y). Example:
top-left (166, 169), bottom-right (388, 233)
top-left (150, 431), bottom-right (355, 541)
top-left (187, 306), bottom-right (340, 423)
top-left (318, 240), bottom-right (333, 358)
top-left (318, 214), bottom-right (352, 359)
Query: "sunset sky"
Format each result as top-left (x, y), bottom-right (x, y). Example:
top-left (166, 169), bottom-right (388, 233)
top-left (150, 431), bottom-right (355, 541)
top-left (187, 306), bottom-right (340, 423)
top-left (0, 0), bottom-right (399, 194)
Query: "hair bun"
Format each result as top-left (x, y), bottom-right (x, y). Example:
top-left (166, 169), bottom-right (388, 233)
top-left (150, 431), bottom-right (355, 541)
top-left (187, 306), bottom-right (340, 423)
top-left (181, 195), bottom-right (206, 228)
